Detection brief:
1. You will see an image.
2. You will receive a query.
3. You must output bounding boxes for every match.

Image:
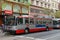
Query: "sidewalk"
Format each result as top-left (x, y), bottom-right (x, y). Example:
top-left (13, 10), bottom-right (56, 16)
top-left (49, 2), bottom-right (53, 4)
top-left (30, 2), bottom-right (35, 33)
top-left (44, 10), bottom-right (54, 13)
top-left (0, 30), bottom-right (4, 37)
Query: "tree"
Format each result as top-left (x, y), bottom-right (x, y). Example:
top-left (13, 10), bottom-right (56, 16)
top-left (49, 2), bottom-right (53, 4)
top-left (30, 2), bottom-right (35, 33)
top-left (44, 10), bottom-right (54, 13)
top-left (55, 10), bottom-right (60, 18)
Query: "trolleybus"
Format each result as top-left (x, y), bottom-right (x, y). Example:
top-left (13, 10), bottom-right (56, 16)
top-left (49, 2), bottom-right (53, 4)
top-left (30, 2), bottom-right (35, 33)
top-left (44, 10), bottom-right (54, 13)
top-left (4, 15), bottom-right (53, 34)
top-left (52, 18), bottom-right (60, 29)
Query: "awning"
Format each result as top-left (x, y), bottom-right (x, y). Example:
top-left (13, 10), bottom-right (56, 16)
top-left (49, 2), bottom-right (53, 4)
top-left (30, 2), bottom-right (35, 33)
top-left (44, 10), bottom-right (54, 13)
top-left (4, 10), bottom-right (12, 15)
top-left (18, 15), bottom-right (34, 18)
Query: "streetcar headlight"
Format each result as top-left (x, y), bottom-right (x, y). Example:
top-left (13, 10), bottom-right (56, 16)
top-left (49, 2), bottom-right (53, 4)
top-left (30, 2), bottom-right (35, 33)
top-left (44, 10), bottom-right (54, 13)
top-left (11, 26), bottom-right (18, 30)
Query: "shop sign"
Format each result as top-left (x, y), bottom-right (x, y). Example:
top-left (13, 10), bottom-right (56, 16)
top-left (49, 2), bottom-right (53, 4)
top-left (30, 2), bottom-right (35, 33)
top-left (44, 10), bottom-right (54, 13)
top-left (4, 10), bottom-right (12, 15)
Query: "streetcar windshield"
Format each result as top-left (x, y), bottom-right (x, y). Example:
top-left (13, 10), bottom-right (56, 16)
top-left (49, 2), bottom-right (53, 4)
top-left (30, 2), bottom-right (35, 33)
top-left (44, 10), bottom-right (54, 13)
top-left (53, 20), bottom-right (60, 25)
top-left (5, 16), bottom-right (17, 26)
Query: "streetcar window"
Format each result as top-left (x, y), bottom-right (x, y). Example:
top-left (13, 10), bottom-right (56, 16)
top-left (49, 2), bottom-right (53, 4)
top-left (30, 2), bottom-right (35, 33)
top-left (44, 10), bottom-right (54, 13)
top-left (42, 20), bottom-right (46, 25)
top-left (18, 18), bottom-right (23, 24)
top-left (43, 21), bottom-right (46, 24)
top-left (5, 16), bottom-right (17, 26)
top-left (30, 18), bottom-right (34, 24)
top-left (53, 21), bottom-right (58, 25)
top-left (25, 18), bottom-right (29, 24)
top-left (39, 20), bottom-right (42, 24)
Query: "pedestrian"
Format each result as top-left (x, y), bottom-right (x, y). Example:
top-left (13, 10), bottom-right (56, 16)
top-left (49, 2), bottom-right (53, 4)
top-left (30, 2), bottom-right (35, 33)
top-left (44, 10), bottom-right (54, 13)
top-left (1, 24), bottom-right (5, 33)
top-left (46, 23), bottom-right (49, 30)
top-left (26, 23), bottom-right (29, 28)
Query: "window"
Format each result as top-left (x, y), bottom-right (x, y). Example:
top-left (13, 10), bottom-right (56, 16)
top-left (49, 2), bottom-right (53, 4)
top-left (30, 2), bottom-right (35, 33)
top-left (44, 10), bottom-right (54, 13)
top-left (25, 18), bottom-right (29, 24)
top-left (13, 5), bottom-right (20, 13)
top-left (14, 0), bottom-right (16, 1)
top-left (22, 7), bottom-right (28, 13)
top-left (48, 0), bottom-right (50, 2)
top-left (41, 2), bottom-right (43, 7)
top-left (30, 8), bottom-right (35, 13)
top-left (18, 18), bottom-right (23, 24)
top-left (24, 0), bottom-right (28, 3)
top-left (52, 3), bottom-right (54, 7)
top-left (30, 8), bottom-right (40, 13)
top-left (35, 9), bottom-right (40, 13)
top-left (48, 4), bottom-right (50, 8)
top-left (18, 0), bottom-right (20, 2)
top-left (45, 3), bottom-right (47, 7)
top-left (43, 21), bottom-right (46, 24)
top-left (36, 20), bottom-right (43, 24)
top-left (36, 1), bottom-right (39, 5)
top-left (31, 0), bottom-right (34, 4)
top-left (25, 0), bottom-right (28, 2)
top-left (45, 0), bottom-right (46, 1)
top-left (30, 18), bottom-right (34, 24)
top-left (5, 16), bottom-right (17, 26)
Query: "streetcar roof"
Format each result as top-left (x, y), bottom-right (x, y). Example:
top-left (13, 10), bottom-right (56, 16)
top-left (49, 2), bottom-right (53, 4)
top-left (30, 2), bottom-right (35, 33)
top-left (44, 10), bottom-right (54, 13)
top-left (52, 18), bottom-right (60, 21)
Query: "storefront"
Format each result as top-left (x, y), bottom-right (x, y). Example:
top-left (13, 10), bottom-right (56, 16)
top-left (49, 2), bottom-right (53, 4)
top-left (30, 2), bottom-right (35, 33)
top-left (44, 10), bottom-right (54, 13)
top-left (1, 3), bottom-right (12, 25)
top-left (0, 0), bottom-right (30, 26)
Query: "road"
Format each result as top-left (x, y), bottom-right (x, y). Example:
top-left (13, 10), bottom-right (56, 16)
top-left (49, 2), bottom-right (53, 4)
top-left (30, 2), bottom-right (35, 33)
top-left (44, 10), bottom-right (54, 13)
top-left (0, 30), bottom-right (60, 40)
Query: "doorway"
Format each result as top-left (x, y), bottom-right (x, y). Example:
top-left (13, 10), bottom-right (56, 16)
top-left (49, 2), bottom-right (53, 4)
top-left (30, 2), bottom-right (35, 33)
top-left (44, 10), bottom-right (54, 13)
top-left (0, 15), bottom-right (3, 26)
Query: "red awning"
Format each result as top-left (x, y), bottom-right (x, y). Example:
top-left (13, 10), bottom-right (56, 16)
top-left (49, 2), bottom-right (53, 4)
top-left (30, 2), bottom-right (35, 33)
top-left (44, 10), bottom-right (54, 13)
top-left (18, 15), bottom-right (34, 18)
top-left (4, 10), bottom-right (12, 15)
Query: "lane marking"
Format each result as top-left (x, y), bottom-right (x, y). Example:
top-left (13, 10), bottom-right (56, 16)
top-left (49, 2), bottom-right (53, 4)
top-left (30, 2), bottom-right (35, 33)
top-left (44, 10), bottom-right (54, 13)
top-left (15, 36), bottom-right (25, 38)
top-left (15, 36), bottom-right (46, 40)
top-left (26, 37), bottom-right (35, 39)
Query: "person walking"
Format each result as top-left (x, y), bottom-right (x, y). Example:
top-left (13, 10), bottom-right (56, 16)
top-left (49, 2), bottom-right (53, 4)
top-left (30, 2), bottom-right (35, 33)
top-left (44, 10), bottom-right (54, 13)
top-left (1, 24), bottom-right (5, 33)
top-left (46, 23), bottom-right (49, 30)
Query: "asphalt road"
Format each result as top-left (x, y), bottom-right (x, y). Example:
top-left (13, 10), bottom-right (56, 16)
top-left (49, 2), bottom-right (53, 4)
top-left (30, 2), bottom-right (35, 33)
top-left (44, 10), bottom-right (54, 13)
top-left (0, 30), bottom-right (60, 40)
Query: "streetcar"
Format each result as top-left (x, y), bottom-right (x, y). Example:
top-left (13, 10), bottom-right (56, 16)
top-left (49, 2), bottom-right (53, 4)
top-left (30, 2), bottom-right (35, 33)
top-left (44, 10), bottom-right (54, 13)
top-left (52, 18), bottom-right (60, 29)
top-left (4, 15), bottom-right (53, 34)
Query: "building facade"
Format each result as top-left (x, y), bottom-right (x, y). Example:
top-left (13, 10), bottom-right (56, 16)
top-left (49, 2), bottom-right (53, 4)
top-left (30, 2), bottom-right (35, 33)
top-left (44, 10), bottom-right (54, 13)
top-left (30, 0), bottom-right (60, 18)
top-left (58, 3), bottom-right (60, 10)
top-left (0, 0), bottom-right (31, 25)
top-left (31, 0), bottom-right (60, 12)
